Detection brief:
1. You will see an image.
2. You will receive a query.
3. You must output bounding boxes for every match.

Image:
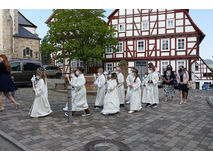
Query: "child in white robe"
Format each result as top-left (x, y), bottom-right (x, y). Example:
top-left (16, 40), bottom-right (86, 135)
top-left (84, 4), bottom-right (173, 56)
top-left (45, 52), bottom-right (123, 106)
top-left (63, 70), bottom-right (78, 111)
top-left (94, 68), bottom-right (106, 109)
top-left (126, 68), bottom-right (134, 104)
top-left (128, 68), bottom-right (142, 114)
top-left (142, 63), bottom-right (159, 108)
top-left (101, 72), bottom-right (120, 115)
top-left (71, 67), bottom-right (90, 116)
top-left (29, 68), bottom-right (52, 118)
top-left (116, 67), bottom-right (125, 107)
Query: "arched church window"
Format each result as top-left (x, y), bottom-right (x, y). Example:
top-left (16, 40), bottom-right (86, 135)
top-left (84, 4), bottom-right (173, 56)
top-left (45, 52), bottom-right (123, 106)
top-left (23, 47), bottom-right (33, 57)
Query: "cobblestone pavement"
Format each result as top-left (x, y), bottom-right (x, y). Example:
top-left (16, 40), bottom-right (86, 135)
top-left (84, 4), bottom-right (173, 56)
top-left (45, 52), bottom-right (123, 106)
top-left (0, 78), bottom-right (213, 151)
top-left (0, 137), bottom-right (21, 151)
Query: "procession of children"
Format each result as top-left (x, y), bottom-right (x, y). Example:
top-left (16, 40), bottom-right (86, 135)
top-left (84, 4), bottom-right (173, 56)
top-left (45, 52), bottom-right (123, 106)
top-left (0, 54), bottom-right (191, 118)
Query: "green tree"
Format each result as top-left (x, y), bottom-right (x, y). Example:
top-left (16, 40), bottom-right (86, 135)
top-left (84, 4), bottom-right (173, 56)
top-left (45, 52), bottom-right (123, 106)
top-left (40, 36), bottom-right (52, 65)
top-left (42, 9), bottom-right (118, 72)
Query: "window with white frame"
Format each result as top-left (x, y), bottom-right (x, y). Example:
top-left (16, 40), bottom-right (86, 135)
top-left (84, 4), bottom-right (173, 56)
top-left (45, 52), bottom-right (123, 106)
top-left (177, 38), bottom-right (186, 50)
top-left (161, 61), bottom-right (169, 73)
top-left (106, 63), bottom-right (113, 72)
top-left (106, 44), bottom-right (113, 53)
top-left (137, 40), bottom-right (145, 52)
top-left (177, 60), bottom-right (185, 70)
top-left (167, 19), bottom-right (174, 28)
top-left (79, 60), bottom-right (83, 67)
top-left (118, 24), bottom-right (125, 32)
top-left (161, 39), bottom-right (169, 51)
top-left (142, 21), bottom-right (149, 30)
top-left (71, 59), bottom-right (77, 67)
top-left (116, 42), bottom-right (123, 53)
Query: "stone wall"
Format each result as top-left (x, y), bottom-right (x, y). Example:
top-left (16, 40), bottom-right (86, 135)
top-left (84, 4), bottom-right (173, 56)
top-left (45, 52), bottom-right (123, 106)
top-left (13, 37), bottom-right (40, 60)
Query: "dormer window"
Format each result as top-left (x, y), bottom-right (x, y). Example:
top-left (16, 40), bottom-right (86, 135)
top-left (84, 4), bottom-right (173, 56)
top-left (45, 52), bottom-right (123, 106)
top-left (118, 24), bottom-right (125, 32)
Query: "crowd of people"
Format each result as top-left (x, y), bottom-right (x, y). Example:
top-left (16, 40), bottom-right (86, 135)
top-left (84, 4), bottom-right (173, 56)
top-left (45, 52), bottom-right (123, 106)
top-left (0, 54), bottom-right (192, 118)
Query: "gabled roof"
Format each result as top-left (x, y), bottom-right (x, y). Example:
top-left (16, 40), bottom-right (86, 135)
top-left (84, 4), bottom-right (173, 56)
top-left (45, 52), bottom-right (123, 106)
top-left (107, 9), bottom-right (205, 42)
top-left (18, 11), bottom-right (37, 28)
top-left (45, 11), bottom-right (56, 24)
top-left (13, 25), bottom-right (40, 40)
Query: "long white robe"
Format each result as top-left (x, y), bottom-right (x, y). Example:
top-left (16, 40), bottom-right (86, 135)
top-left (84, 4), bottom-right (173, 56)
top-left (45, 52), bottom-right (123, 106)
top-left (94, 74), bottom-right (106, 106)
top-left (29, 79), bottom-right (52, 118)
top-left (65, 74), bottom-right (77, 109)
top-left (130, 77), bottom-right (142, 111)
top-left (117, 72), bottom-right (125, 104)
top-left (142, 72), bottom-right (159, 104)
top-left (126, 74), bottom-right (134, 102)
top-left (72, 74), bottom-right (88, 111)
top-left (101, 79), bottom-right (120, 114)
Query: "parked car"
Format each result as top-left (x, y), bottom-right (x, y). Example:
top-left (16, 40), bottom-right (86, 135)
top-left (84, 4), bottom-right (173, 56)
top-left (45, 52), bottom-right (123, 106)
top-left (43, 65), bottom-right (62, 78)
top-left (9, 59), bottom-right (42, 86)
top-left (202, 84), bottom-right (213, 90)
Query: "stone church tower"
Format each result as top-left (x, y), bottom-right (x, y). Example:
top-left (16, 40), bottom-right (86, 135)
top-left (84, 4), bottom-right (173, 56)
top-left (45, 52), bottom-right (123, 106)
top-left (0, 9), bottom-right (40, 60)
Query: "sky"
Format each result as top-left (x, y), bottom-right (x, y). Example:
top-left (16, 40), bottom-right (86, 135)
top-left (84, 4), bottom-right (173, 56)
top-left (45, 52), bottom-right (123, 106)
top-left (19, 9), bottom-right (213, 60)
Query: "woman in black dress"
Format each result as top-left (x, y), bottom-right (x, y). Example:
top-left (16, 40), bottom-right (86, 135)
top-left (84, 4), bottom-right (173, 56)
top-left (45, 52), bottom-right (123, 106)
top-left (163, 64), bottom-right (175, 102)
top-left (0, 55), bottom-right (20, 112)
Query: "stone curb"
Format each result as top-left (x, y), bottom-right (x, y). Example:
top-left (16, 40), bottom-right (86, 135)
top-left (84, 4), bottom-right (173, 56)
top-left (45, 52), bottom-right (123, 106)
top-left (0, 130), bottom-right (30, 151)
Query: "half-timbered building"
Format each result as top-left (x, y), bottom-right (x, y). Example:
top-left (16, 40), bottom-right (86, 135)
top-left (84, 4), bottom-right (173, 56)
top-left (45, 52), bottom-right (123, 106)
top-left (104, 9), bottom-right (213, 89)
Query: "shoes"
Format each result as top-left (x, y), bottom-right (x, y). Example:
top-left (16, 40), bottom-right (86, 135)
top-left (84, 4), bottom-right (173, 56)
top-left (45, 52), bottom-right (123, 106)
top-left (145, 104), bottom-right (152, 108)
top-left (81, 113), bottom-right (91, 117)
top-left (63, 107), bottom-right (68, 111)
top-left (151, 104), bottom-right (158, 108)
top-left (15, 103), bottom-right (20, 109)
top-left (101, 112), bottom-right (108, 115)
top-left (0, 108), bottom-right (4, 112)
top-left (120, 104), bottom-right (125, 107)
top-left (94, 106), bottom-right (100, 110)
top-left (126, 101), bottom-right (130, 104)
top-left (128, 110), bottom-right (135, 114)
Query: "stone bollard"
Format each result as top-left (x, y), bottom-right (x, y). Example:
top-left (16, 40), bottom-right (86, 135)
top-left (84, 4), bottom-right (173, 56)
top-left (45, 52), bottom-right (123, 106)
top-left (67, 85), bottom-right (72, 123)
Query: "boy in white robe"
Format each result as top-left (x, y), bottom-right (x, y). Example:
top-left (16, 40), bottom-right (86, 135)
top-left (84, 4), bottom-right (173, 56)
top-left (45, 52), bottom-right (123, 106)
top-left (128, 68), bottom-right (142, 113)
top-left (94, 68), bottom-right (106, 109)
top-left (142, 63), bottom-right (159, 108)
top-left (126, 68), bottom-right (134, 104)
top-left (101, 72), bottom-right (120, 115)
top-left (70, 67), bottom-right (90, 116)
top-left (116, 67), bottom-right (125, 107)
top-left (29, 68), bottom-right (52, 118)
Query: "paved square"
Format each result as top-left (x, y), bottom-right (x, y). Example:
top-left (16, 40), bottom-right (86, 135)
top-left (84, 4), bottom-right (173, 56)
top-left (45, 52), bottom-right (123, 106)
top-left (0, 79), bottom-right (213, 151)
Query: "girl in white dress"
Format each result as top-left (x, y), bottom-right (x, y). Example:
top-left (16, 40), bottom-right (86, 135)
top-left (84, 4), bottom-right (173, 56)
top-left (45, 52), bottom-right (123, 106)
top-left (128, 68), bottom-right (142, 114)
top-left (101, 72), bottom-right (120, 115)
top-left (29, 68), bottom-right (52, 118)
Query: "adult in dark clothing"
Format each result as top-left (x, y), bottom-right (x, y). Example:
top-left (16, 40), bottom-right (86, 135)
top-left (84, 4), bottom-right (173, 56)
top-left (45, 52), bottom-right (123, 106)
top-left (163, 64), bottom-right (175, 102)
top-left (177, 65), bottom-right (189, 104)
top-left (0, 55), bottom-right (19, 112)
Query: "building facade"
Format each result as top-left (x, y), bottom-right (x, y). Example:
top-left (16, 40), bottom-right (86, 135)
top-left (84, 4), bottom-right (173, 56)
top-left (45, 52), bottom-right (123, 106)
top-left (0, 9), bottom-right (40, 60)
top-left (104, 9), bottom-right (212, 89)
